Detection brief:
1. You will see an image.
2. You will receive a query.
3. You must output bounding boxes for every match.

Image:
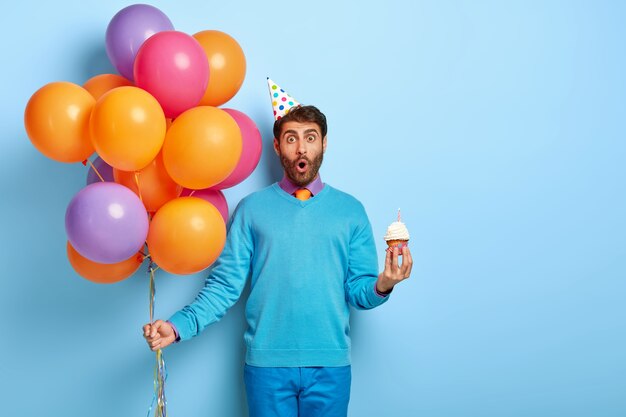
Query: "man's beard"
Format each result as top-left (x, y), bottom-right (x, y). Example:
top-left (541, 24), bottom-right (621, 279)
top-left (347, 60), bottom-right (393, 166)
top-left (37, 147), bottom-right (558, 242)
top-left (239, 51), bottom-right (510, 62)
top-left (280, 152), bottom-right (324, 187)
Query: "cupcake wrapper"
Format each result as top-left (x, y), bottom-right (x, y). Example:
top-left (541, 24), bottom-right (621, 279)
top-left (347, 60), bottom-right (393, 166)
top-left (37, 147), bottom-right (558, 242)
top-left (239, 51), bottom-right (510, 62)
top-left (386, 240), bottom-right (409, 249)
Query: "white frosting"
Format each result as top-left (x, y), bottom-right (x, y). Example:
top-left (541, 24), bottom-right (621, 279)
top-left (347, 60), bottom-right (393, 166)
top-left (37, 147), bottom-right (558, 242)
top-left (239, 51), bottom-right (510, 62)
top-left (384, 221), bottom-right (410, 241)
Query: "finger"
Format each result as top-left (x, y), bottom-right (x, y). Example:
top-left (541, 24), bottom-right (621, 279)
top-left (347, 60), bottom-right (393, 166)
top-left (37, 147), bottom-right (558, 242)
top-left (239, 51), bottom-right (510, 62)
top-left (143, 324), bottom-right (151, 337)
top-left (147, 332), bottom-right (161, 341)
top-left (391, 247), bottom-right (400, 272)
top-left (384, 247), bottom-right (392, 271)
top-left (151, 337), bottom-right (173, 352)
top-left (147, 332), bottom-right (161, 343)
top-left (151, 319), bottom-right (164, 337)
top-left (401, 247), bottom-right (413, 277)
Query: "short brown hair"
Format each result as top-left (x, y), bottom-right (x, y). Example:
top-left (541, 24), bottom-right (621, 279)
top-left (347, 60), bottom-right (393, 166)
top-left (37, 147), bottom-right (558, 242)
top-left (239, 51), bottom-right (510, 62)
top-left (273, 105), bottom-right (327, 139)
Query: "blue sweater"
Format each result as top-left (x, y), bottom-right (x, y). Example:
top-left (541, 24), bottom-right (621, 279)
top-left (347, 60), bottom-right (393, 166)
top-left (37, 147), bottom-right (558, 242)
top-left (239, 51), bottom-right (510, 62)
top-left (169, 183), bottom-right (389, 367)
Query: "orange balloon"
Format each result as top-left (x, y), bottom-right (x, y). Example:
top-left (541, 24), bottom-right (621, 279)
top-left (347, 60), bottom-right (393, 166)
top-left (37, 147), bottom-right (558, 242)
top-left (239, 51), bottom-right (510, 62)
top-left (24, 81), bottom-right (95, 163)
top-left (67, 241), bottom-right (143, 283)
top-left (83, 74), bottom-right (133, 100)
top-left (193, 30), bottom-right (246, 107)
top-left (163, 106), bottom-right (242, 189)
top-left (147, 197), bottom-right (226, 275)
top-left (114, 151), bottom-right (182, 213)
top-left (90, 86), bottom-right (166, 171)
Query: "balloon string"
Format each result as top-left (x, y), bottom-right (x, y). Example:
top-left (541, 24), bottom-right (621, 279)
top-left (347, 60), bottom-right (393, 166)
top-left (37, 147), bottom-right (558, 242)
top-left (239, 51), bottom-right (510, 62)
top-left (134, 172), bottom-right (144, 203)
top-left (188, 190), bottom-right (196, 197)
top-left (87, 159), bottom-right (105, 182)
top-left (147, 260), bottom-right (168, 417)
top-left (149, 259), bottom-right (155, 326)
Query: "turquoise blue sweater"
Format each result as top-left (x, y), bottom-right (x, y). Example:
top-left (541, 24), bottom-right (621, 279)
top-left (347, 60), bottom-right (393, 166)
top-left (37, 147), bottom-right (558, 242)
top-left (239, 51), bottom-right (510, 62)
top-left (169, 183), bottom-right (389, 367)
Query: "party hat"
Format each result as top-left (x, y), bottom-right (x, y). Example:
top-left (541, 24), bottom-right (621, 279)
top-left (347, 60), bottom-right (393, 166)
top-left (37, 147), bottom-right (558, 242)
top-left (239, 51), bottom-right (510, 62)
top-left (267, 77), bottom-right (300, 120)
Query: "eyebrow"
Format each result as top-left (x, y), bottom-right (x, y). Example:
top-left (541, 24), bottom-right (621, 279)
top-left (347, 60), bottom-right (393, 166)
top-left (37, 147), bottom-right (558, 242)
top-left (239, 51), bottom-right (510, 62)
top-left (282, 129), bottom-right (320, 137)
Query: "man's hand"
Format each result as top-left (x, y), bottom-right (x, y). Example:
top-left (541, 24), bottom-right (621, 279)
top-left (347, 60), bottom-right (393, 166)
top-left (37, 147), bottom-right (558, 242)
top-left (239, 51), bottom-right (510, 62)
top-left (376, 246), bottom-right (413, 294)
top-left (142, 320), bottom-right (176, 351)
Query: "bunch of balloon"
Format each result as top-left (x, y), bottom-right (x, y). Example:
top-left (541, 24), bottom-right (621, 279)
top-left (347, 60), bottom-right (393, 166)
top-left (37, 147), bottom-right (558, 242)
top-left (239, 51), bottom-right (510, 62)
top-left (24, 4), bottom-right (263, 417)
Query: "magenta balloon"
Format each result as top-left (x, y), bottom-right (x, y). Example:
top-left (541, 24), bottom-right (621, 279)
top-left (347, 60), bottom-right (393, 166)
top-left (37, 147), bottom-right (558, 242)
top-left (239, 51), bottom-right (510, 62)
top-left (105, 4), bottom-right (174, 81)
top-left (65, 182), bottom-right (149, 264)
top-left (134, 31), bottom-right (209, 118)
top-left (180, 188), bottom-right (229, 223)
top-left (213, 109), bottom-right (262, 190)
top-left (86, 156), bottom-right (114, 185)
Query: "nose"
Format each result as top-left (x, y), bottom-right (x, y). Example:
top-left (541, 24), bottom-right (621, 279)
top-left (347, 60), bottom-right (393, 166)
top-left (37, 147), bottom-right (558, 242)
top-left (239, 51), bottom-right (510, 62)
top-left (296, 138), bottom-right (307, 155)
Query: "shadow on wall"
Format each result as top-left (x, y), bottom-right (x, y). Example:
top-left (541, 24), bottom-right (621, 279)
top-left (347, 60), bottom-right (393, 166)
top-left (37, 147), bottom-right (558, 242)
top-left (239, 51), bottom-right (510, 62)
top-left (260, 130), bottom-right (283, 184)
top-left (81, 44), bottom-right (117, 82)
top-left (247, 106), bottom-right (283, 186)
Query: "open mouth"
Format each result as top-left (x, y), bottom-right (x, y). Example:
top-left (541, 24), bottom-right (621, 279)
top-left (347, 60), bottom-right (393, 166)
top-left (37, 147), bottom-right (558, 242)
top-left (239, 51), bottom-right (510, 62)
top-left (296, 159), bottom-right (309, 173)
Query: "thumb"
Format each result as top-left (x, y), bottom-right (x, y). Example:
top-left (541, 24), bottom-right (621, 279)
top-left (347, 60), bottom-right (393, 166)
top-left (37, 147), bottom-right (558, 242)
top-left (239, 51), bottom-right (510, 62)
top-left (151, 319), bottom-right (166, 337)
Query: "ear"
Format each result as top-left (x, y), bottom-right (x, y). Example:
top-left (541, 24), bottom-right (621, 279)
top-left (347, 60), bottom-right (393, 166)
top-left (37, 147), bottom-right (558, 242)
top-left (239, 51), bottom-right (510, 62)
top-left (322, 136), bottom-right (328, 153)
top-left (273, 138), bottom-right (280, 156)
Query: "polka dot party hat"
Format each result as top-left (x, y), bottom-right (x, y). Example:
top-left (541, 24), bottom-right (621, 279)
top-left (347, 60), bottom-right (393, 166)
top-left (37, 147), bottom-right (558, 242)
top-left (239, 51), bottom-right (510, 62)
top-left (267, 77), bottom-right (301, 120)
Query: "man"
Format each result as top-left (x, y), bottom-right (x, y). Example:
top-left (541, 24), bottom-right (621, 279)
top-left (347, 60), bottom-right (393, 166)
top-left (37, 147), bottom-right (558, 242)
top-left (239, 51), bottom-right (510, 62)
top-left (144, 83), bottom-right (412, 417)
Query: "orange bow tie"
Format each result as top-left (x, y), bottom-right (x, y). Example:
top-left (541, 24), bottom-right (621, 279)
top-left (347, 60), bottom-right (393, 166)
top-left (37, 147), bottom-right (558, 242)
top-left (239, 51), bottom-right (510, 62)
top-left (294, 188), bottom-right (312, 201)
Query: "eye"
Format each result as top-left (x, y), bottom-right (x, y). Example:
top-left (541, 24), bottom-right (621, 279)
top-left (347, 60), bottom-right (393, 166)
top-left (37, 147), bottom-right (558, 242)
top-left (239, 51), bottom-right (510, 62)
top-left (286, 136), bottom-right (296, 143)
top-left (307, 135), bottom-right (316, 142)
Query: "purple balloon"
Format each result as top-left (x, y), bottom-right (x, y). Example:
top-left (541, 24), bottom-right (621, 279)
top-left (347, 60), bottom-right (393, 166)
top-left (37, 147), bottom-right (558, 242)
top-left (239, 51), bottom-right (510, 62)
top-left (65, 182), bottom-right (149, 264)
top-left (86, 156), bottom-right (114, 185)
top-left (105, 4), bottom-right (174, 81)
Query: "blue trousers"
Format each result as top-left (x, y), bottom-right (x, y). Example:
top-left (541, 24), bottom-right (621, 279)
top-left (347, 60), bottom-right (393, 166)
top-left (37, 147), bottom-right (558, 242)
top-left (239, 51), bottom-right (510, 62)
top-left (244, 365), bottom-right (352, 417)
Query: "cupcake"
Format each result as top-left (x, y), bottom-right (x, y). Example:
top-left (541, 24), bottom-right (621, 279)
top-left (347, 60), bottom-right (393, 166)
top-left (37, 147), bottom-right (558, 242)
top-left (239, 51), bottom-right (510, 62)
top-left (384, 209), bottom-right (410, 249)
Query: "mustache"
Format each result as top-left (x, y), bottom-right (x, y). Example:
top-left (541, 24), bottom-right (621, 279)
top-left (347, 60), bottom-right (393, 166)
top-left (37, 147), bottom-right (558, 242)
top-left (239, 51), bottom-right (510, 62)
top-left (292, 156), bottom-right (311, 166)
top-left (278, 152), bottom-right (323, 171)
top-left (280, 154), bottom-right (312, 166)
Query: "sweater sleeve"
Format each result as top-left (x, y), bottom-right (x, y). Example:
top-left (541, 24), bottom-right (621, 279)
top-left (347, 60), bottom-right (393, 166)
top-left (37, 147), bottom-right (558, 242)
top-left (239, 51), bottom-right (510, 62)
top-left (168, 201), bottom-right (253, 340)
top-left (344, 206), bottom-right (390, 310)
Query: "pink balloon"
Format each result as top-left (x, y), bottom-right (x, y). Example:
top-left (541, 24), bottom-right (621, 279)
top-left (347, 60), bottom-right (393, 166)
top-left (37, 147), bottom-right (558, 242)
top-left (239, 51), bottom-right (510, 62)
top-left (181, 188), bottom-right (228, 223)
top-left (134, 31), bottom-right (209, 118)
top-left (213, 109), bottom-right (262, 190)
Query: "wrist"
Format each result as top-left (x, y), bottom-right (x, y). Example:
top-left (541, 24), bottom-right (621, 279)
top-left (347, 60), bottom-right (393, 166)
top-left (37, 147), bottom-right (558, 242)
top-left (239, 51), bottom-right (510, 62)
top-left (376, 279), bottom-right (393, 294)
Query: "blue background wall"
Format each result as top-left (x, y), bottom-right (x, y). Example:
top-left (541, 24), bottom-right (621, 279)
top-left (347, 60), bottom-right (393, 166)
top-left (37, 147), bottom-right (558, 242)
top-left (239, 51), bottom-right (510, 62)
top-left (1, 1), bottom-right (625, 416)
